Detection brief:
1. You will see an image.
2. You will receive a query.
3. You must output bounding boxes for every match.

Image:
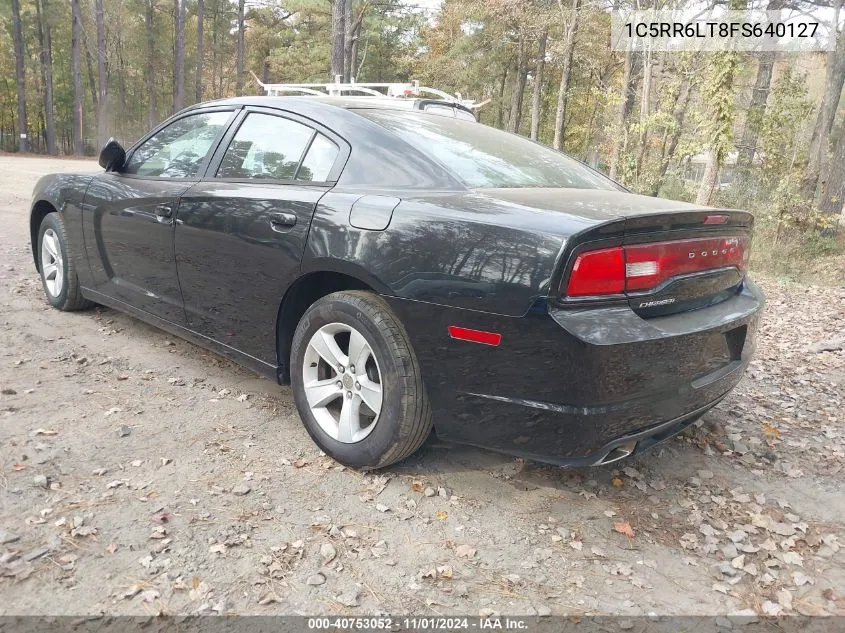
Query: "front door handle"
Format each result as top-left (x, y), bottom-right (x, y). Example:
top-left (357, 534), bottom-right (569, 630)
top-left (269, 212), bottom-right (297, 232)
top-left (155, 204), bottom-right (173, 223)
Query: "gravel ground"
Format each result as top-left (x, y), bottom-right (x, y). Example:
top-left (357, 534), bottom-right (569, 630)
top-left (1, 156), bottom-right (844, 617)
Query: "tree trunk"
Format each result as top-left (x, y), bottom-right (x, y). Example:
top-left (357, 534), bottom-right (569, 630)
top-left (496, 67), bottom-right (508, 129)
top-left (552, 0), bottom-right (581, 150)
top-left (195, 0), bottom-right (204, 103)
top-left (530, 29), bottom-right (547, 141)
top-left (819, 122), bottom-right (845, 224)
top-left (734, 0), bottom-right (783, 191)
top-left (804, 0), bottom-right (845, 197)
top-left (146, 1), bottom-right (156, 128)
top-left (350, 29), bottom-right (360, 80)
top-left (262, 45), bottom-right (271, 84)
top-left (117, 41), bottom-right (127, 137)
top-left (95, 0), bottom-right (107, 147)
top-left (580, 62), bottom-right (613, 164)
top-left (506, 35), bottom-right (528, 134)
top-left (211, 1), bottom-right (219, 98)
top-left (331, 0), bottom-right (346, 81)
top-left (83, 25), bottom-right (99, 116)
top-left (651, 80), bottom-right (691, 196)
top-left (11, 0), bottom-right (28, 153)
top-left (634, 47), bottom-right (654, 178)
top-left (236, 0), bottom-right (245, 95)
top-left (608, 47), bottom-right (636, 180)
top-left (35, 0), bottom-right (56, 155)
top-left (343, 0), bottom-right (353, 81)
top-left (696, 51), bottom-right (739, 206)
top-left (695, 149), bottom-right (720, 206)
top-left (350, 7), bottom-right (365, 80)
top-left (733, 50), bottom-right (775, 193)
top-left (173, 0), bottom-right (186, 111)
top-left (71, 0), bottom-right (84, 155)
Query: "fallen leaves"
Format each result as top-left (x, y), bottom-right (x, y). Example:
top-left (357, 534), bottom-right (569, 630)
top-left (762, 422), bottom-right (782, 438)
top-left (151, 511), bottom-right (170, 524)
top-left (614, 521), bottom-right (635, 539)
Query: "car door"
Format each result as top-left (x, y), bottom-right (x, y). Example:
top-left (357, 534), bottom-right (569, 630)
top-left (82, 108), bottom-right (237, 323)
top-left (175, 108), bottom-right (347, 364)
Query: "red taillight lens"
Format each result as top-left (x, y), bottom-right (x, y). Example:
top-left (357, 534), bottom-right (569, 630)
top-left (565, 235), bottom-right (750, 297)
top-left (566, 247), bottom-right (625, 296)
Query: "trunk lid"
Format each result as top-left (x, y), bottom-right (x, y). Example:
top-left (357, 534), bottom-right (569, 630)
top-left (475, 189), bottom-right (755, 318)
top-left (475, 188), bottom-right (754, 317)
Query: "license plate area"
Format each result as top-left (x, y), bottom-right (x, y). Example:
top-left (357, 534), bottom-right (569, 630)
top-left (691, 324), bottom-right (748, 388)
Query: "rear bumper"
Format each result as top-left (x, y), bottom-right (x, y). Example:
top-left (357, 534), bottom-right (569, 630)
top-left (386, 278), bottom-right (764, 466)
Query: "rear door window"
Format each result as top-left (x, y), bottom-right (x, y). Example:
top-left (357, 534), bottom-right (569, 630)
top-left (216, 113), bottom-right (313, 180)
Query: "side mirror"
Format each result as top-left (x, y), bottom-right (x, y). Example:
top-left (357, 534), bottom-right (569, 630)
top-left (98, 138), bottom-right (126, 172)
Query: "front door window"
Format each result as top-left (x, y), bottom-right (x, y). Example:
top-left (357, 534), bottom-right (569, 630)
top-left (124, 111), bottom-right (232, 178)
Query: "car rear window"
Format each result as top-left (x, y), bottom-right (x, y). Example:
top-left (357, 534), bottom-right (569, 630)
top-left (356, 110), bottom-right (621, 190)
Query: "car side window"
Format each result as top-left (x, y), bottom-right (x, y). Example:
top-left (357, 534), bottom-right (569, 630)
top-left (297, 134), bottom-right (339, 182)
top-left (217, 113), bottom-right (315, 180)
top-left (123, 111), bottom-right (232, 178)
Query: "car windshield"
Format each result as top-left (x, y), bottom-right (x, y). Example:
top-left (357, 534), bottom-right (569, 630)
top-left (356, 109), bottom-right (621, 190)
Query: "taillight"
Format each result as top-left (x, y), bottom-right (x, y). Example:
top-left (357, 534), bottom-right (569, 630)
top-left (566, 247), bottom-right (625, 296)
top-left (565, 235), bottom-right (750, 297)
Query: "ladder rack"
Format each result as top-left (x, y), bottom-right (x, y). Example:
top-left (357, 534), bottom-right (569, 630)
top-left (251, 73), bottom-right (487, 110)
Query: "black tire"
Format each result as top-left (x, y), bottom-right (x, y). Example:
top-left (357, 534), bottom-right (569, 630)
top-left (290, 290), bottom-right (432, 470)
top-left (37, 212), bottom-right (94, 311)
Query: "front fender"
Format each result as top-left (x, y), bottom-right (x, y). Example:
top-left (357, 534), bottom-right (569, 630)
top-left (29, 173), bottom-right (96, 281)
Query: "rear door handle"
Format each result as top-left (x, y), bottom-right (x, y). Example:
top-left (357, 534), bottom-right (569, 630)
top-left (269, 212), bottom-right (297, 232)
top-left (155, 204), bottom-right (173, 223)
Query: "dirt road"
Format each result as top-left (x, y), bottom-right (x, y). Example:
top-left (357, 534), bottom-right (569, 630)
top-left (1, 156), bottom-right (844, 617)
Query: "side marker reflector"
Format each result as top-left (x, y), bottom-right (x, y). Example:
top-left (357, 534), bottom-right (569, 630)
top-left (448, 325), bottom-right (502, 347)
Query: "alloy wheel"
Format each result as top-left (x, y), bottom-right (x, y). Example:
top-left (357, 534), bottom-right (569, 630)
top-left (40, 228), bottom-right (64, 297)
top-left (302, 322), bottom-right (383, 443)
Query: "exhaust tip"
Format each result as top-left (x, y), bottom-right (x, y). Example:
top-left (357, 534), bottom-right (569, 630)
top-left (596, 441), bottom-right (637, 465)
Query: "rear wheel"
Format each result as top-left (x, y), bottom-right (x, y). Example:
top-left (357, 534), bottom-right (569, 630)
top-left (37, 212), bottom-right (93, 311)
top-left (290, 291), bottom-right (432, 469)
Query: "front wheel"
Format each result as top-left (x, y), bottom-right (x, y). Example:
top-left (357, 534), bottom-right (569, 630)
top-left (37, 212), bottom-right (93, 311)
top-left (290, 291), bottom-right (432, 470)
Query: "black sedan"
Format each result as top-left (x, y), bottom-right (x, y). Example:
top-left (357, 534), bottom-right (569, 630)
top-left (28, 96), bottom-right (764, 469)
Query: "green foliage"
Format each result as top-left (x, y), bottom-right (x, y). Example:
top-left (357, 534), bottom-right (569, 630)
top-left (757, 67), bottom-right (813, 185)
top-left (697, 52), bottom-right (740, 160)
